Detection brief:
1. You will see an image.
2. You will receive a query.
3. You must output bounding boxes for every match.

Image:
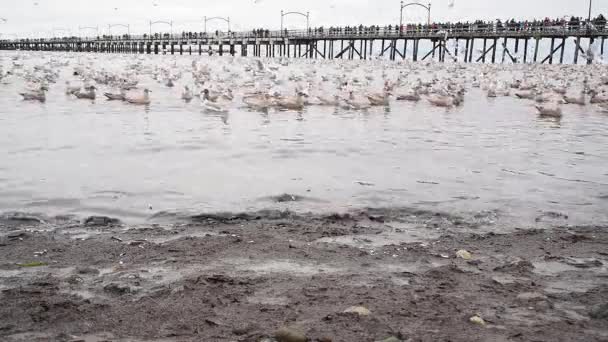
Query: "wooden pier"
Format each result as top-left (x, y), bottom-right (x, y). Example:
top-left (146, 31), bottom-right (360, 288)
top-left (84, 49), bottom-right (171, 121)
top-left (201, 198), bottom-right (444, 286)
top-left (1, 25), bottom-right (607, 64)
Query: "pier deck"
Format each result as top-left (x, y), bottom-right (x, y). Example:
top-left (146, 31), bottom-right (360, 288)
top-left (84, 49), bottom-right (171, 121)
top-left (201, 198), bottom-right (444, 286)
top-left (1, 25), bottom-right (607, 64)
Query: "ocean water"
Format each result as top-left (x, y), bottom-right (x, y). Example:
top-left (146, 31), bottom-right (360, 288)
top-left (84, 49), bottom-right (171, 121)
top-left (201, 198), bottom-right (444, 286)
top-left (0, 51), bottom-right (607, 228)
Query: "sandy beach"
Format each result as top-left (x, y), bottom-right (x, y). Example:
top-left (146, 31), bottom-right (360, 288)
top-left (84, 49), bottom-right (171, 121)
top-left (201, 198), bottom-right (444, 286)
top-left (1, 208), bottom-right (607, 341)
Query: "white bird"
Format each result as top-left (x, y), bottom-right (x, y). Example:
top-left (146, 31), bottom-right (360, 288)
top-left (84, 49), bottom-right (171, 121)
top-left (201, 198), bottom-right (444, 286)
top-left (366, 90), bottom-right (391, 106)
top-left (182, 86), bottom-right (193, 102)
top-left (535, 104), bottom-right (562, 118)
top-left (345, 91), bottom-right (371, 110)
top-left (201, 89), bottom-right (228, 112)
top-left (19, 86), bottom-right (47, 102)
top-left (243, 94), bottom-right (274, 111)
top-left (396, 89), bottom-right (421, 102)
top-left (515, 90), bottom-right (536, 100)
top-left (126, 89), bottom-right (151, 105)
top-left (276, 90), bottom-right (307, 111)
top-left (65, 81), bottom-right (80, 95)
top-left (563, 91), bottom-right (586, 105)
top-left (74, 86), bottom-right (96, 100)
top-left (316, 94), bottom-right (341, 106)
top-left (589, 90), bottom-right (608, 104)
top-left (104, 88), bottom-right (127, 101)
top-left (427, 94), bottom-right (455, 108)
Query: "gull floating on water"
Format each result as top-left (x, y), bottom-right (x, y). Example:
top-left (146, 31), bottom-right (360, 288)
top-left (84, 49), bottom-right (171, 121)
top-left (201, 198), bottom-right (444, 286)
top-left (104, 88), bottom-right (127, 101)
top-left (345, 91), bottom-right (371, 110)
top-left (535, 103), bottom-right (563, 118)
top-left (19, 85), bottom-right (48, 103)
top-left (276, 90), bottom-right (307, 111)
top-left (182, 86), bottom-right (193, 102)
top-left (126, 89), bottom-right (151, 105)
top-left (201, 89), bottom-right (228, 113)
top-left (65, 81), bottom-right (80, 95)
top-left (74, 86), bottom-right (96, 100)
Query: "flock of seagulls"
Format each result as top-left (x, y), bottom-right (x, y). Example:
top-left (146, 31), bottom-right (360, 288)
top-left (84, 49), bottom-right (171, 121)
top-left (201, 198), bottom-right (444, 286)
top-left (2, 52), bottom-right (608, 119)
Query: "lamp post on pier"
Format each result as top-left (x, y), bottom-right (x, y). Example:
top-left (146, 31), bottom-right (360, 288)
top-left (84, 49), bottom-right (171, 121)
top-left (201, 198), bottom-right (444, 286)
top-left (52, 27), bottom-right (70, 38)
top-left (78, 26), bottom-right (99, 38)
top-left (400, 1), bottom-right (432, 27)
top-left (150, 20), bottom-right (173, 38)
top-left (203, 16), bottom-right (230, 34)
top-left (108, 24), bottom-right (130, 37)
top-left (280, 10), bottom-right (310, 33)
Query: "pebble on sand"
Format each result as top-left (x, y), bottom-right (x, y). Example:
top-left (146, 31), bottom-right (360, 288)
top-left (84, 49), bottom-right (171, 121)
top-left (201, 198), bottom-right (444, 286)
top-left (590, 303), bottom-right (608, 319)
top-left (456, 249), bottom-right (472, 260)
top-left (275, 326), bottom-right (307, 342)
top-left (469, 315), bottom-right (486, 326)
top-left (376, 337), bottom-right (402, 342)
top-left (343, 306), bottom-right (372, 316)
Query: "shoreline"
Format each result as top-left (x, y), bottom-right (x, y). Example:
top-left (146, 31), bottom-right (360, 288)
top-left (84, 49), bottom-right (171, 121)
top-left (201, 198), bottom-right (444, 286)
top-left (1, 207), bottom-right (607, 341)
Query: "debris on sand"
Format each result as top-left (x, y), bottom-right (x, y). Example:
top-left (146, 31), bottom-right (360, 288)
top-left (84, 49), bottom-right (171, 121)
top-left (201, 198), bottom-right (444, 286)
top-left (590, 303), bottom-right (608, 320)
top-left (16, 261), bottom-right (48, 267)
top-left (275, 326), bottom-right (307, 342)
top-left (469, 315), bottom-right (486, 326)
top-left (343, 306), bottom-right (371, 316)
top-left (376, 337), bottom-right (402, 342)
top-left (84, 216), bottom-right (121, 226)
top-left (456, 249), bottom-right (472, 260)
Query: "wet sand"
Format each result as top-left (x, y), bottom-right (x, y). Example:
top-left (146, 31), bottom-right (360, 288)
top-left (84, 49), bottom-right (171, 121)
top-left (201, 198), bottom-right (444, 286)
top-left (1, 208), bottom-right (607, 341)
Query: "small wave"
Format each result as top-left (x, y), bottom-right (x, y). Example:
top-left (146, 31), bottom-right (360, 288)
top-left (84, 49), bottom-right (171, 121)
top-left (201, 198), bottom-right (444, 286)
top-left (26, 198), bottom-right (81, 207)
top-left (91, 190), bottom-right (135, 197)
top-left (261, 193), bottom-right (325, 203)
top-left (0, 211), bottom-right (47, 225)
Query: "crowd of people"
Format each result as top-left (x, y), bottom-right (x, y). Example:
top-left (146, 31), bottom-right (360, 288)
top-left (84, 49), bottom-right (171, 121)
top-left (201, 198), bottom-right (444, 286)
top-left (6, 14), bottom-right (606, 42)
top-left (209, 14), bottom-right (607, 38)
top-left (295, 14), bottom-right (607, 36)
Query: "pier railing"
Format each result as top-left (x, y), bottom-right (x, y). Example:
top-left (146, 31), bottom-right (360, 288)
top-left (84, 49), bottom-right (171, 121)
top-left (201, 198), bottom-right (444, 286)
top-left (2, 22), bottom-right (607, 43)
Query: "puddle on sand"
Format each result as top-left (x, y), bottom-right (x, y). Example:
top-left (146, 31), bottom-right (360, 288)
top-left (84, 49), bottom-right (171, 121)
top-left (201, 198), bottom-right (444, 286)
top-left (224, 258), bottom-right (342, 276)
top-left (63, 289), bottom-right (100, 300)
top-left (97, 265), bottom-right (206, 290)
top-left (373, 261), bottom-right (447, 274)
top-left (247, 295), bottom-right (290, 305)
top-left (6, 332), bottom-right (176, 342)
top-left (315, 222), bottom-right (442, 248)
top-left (544, 278), bottom-right (604, 294)
top-left (553, 303), bottom-right (591, 321)
top-left (132, 266), bottom-right (204, 284)
top-left (531, 258), bottom-right (607, 294)
top-left (147, 230), bottom-right (223, 244)
top-left (62, 227), bottom-right (106, 240)
top-left (533, 259), bottom-right (608, 277)
top-left (0, 266), bottom-right (75, 278)
top-left (500, 307), bottom-right (566, 326)
top-left (390, 277), bottom-right (411, 286)
top-left (532, 261), bottom-right (580, 276)
top-left (5, 332), bottom-right (59, 342)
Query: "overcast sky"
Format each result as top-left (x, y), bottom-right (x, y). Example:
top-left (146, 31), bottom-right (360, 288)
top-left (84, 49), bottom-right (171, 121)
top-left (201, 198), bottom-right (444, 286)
top-left (0, 0), bottom-right (606, 38)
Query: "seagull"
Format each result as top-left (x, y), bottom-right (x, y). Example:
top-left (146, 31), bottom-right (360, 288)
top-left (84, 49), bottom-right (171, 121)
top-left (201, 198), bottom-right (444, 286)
top-left (535, 104), bottom-right (563, 118)
top-left (182, 86), bottom-right (193, 102)
top-left (74, 86), bottom-right (96, 100)
top-left (19, 86), bottom-right (48, 103)
top-left (65, 81), bottom-right (80, 95)
top-left (104, 88), bottom-right (127, 101)
top-left (126, 89), bottom-right (151, 105)
top-left (201, 89), bottom-right (228, 112)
